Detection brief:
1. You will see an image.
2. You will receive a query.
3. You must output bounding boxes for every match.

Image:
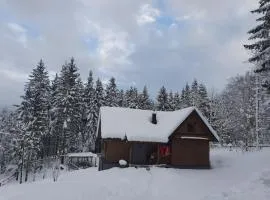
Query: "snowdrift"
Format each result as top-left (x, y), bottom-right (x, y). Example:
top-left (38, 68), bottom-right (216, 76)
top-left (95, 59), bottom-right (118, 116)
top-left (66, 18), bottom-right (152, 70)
top-left (1, 149), bottom-right (270, 200)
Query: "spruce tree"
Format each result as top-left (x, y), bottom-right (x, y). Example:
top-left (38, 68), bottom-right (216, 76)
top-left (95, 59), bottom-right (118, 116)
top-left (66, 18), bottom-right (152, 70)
top-left (75, 78), bottom-right (85, 151)
top-left (156, 86), bottom-right (170, 111)
top-left (104, 77), bottom-right (119, 107)
top-left (191, 79), bottom-right (200, 107)
top-left (125, 87), bottom-right (139, 109)
top-left (174, 92), bottom-right (182, 110)
top-left (181, 83), bottom-right (191, 108)
top-left (117, 89), bottom-right (126, 107)
top-left (49, 74), bottom-right (62, 155)
top-left (198, 83), bottom-right (210, 119)
top-left (56, 58), bottom-right (81, 153)
top-left (16, 86), bottom-right (32, 183)
top-left (138, 86), bottom-right (153, 110)
top-left (16, 60), bottom-right (51, 181)
top-left (83, 71), bottom-right (96, 151)
top-left (95, 79), bottom-right (105, 111)
top-left (18, 60), bottom-right (51, 159)
top-left (244, 0), bottom-right (270, 90)
top-left (93, 78), bottom-right (105, 142)
top-left (168, 91), bottom-right (176, 111)
top-left (0, 109), bottom-right (17, 173)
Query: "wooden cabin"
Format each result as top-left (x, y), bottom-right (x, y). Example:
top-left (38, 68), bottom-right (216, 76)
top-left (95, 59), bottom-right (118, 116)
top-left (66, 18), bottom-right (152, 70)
top-left (96, 107), bottom-right (219, 170)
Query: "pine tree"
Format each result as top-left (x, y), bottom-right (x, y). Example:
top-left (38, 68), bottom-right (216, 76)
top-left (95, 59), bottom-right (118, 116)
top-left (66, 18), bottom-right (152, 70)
top-left (75, 78), bottom-right (85, 151)
top-left (181, 83), bottom-right (191, 108)
top-left (191, 79), bottom-right (200, 107)
top-left (92, 78), bottom-right (105, 144)
top-left (95, 79), bottom-right (105, 111)
top-left (49, 74), bottom-right (62, 155)
top-left (174, 92), bottom-right (182, 110)
top-left (17, 60), bottom-right (51, 159)
top-left (0, 109), bottom-right (17, 173)
top-left (55, 58), bottom-right (82, 154)
top-left (209, 93), bottom-right (231, 144)
top-left (138, 86), bottom-right (153, 110)
top-left (168, 91), bottom-right (176, 111)
top-left (156, 86), bottom-right (170, 111)
top-left (15, 60), bottom-right (51, 182)
top-left (104, 77), bottom-right (119, 107)
top-left (16, 86), bottom-right (32, 183)
top-left (83, 71), bottom-right (96, 151)
top-left (198, 83), bottom-right (210, 118)
top-left (244, 0), bottom-right (270, 90)
top-left (125, 87), bottom-right (139, 109)
top-left (30, 60), bottom-right (51, 158)
top-left (118, 89), bottom-right (126, 107)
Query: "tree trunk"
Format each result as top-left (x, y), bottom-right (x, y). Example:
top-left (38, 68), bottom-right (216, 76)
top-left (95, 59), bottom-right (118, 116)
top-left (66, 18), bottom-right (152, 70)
top-left (19, 141), bottom-right (25, 184)
top-left (24, 154), bottom-right (31, 182)
top-left (19, 164), bottom-right (23, 184)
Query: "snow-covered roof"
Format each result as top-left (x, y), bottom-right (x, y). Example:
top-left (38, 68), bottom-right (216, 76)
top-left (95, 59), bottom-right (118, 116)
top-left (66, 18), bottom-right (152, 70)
top-left (67, 152), bottom-right (97, 158)
top-left (99, 106), bottom-right (219, 143)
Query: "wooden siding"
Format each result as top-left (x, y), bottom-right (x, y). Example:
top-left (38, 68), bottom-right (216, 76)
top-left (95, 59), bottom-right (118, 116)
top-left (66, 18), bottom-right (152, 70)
top-left (171, 139), bottom-right (209, 167)
top-left (102, 140), bottom-right (168, 165)
top-left (170, 111), bottom-right (211, 167)
top-left (104, 140), bottom-right (131, 162)
top-left (171, 110), bottom-right (214, 140)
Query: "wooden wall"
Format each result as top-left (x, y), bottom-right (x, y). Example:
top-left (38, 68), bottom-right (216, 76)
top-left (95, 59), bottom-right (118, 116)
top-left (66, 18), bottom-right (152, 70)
top-left (102, 140), bottom-right (164, 165)
top-left (171, 139), bottom-right (209, 167)
top-left (171, 110), bottom-right (215, 141)
top-left (104, 140), bottom-right (131, 162)
top-left (170, 110), bottom-right (211, 167)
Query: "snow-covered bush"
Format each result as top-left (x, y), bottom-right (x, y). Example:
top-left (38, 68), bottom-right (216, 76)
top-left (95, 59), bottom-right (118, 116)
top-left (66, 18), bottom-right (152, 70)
top-left (227, 143), bottom-right (233, 151)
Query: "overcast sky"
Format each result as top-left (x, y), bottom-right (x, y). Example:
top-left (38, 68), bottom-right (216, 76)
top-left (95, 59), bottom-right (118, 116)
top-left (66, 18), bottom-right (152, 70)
top-left (0, 0), bottom-right (258, 107)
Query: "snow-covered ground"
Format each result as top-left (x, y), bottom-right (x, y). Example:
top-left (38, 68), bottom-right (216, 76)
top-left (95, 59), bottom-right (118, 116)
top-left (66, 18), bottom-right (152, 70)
top-left (1, 148), bottom-right (270, 200)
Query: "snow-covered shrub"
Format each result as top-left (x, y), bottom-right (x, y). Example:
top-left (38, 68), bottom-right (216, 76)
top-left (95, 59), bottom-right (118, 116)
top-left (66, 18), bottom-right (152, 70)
top-left (227, 143), bottom-right (232, 151)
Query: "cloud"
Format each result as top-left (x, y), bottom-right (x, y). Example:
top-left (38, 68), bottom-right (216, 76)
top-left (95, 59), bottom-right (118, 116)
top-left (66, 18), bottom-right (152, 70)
top-left (7, 22), bottom-right (26, 33)
top-left (136, 4), bottom-right (160, 25)
top-left (0, 68), bottom-right (28, 82)
top-left (176, 10), bottom-right (206, 21)
top-left (0, 61), bottom-right (27, 107)
top-left (6, 22), bottom-right (28, 47)
top-left (77, 18), bottom-right (135, 78)
top-left (0, 0), bottom-right (259, 107)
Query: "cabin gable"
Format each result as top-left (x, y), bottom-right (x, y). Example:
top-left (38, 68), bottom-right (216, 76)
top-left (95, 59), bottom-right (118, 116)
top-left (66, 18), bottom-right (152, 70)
top-left (170, 110), bottom-right (214, 140)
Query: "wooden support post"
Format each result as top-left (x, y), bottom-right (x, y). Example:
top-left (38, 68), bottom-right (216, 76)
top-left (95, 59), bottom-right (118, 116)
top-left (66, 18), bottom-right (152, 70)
top-left (129, 144), bottom-right (132, 165)
top-left (157, 144), bottom-right (160, 165)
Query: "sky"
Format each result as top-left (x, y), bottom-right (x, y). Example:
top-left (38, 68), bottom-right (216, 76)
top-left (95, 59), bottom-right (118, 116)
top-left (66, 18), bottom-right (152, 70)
top-left (0, 0), bottom-right (258, 107)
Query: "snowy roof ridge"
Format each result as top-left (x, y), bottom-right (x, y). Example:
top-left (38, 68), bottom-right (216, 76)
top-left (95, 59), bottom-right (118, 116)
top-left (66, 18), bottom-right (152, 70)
top-left (99, 106), bottom-right (219, 143)
top-left (193, 107), bottom-right (220, 142)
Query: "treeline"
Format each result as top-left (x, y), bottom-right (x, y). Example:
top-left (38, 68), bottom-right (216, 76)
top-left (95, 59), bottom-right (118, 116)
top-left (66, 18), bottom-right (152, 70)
top-left (211, 72), bottom-right (270, 147)
top-left (0, 58), bottom-right (269, 178)
top-left (0, 58), bottom-right (211, 173)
